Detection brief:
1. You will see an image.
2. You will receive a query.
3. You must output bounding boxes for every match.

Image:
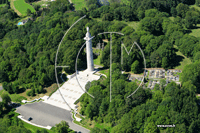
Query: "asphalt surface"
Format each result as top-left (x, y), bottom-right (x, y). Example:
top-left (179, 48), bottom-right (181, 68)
top-left (16, 102), bottom-right (89, 133)
top-left (0, 86), bottom-right (3, 102)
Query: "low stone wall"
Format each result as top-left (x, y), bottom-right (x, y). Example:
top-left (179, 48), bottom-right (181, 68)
top-left (17, 115), bottom-right (52, 130)
top-left (74, 112), bottom-right (82, 122)
top-left (22, 96), bottom-right (49, 103)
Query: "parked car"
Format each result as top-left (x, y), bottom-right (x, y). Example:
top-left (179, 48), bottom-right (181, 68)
top-left (28, 117), bottom-right (32, 121)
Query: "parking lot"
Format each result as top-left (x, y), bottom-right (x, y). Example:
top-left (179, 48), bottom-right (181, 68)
top-left (16, 102), bottom-right (89, 133)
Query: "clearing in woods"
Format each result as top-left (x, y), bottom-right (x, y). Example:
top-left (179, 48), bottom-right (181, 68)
top-left (12, 0), bottom-right (35, 16)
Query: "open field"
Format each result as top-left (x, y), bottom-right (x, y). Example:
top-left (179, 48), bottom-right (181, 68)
top-left (95, 123), bottom-right (112, 132)
top-left (188, 5), bottom-right (200, 37)
top-left (189, 24), bottom-right (200, 37)
top-left (174, 45), bottom-right (192, 70)
top-left (115, 20), bottom-right (140, 31)
top-left (10, 0), bottom-right (22, 16)
top-left (14, 0), bottom-right (35, 16)
top-left (71, 0), bottom-right (86, 10)
top-left (93, 18), bottom-right (140, 31)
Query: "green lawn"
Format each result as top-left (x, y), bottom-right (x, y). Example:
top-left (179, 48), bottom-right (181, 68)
top-left (93, 56), bottom-right (101, 66)
top-left (95, 123), bottom-right (112, 132)
top-left (93, 18), bottom-right (140, 31)
top-left (14, 0), bottom-right (35, 16)
top-left (121, 20), bottom-right (140, 31)
top-left (189, 24), bottom-right (200, 37)
top-left (22, 120), bottom-right (54, 133)
top-left (0, 4), bottom-right (6, 7)
top-left (99, 69), bottom-right (109, 77)
top-left (174, 45), bottom-right (192, 70)
top-left (93, 50), bottom-right (103, 66)
top-left (189, 5), bottom-right (200, 37)
top-left (72, 0), bottom-right (86, 10)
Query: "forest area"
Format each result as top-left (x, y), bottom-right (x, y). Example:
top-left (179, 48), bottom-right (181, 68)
top-left (0, 0), bottom-right (200, 132)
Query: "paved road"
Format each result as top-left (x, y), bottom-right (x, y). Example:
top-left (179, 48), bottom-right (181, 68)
top-left (16, 102), bottom-right (89, 133)
top-left (0, 86), bottom-right (3, 102)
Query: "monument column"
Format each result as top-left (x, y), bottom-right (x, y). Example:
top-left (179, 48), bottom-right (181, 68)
top-left (84, 27), bottom-right (94, 72)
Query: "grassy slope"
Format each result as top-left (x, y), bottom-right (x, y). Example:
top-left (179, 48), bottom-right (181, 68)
top-left (174, 45), bottom-right (192, 70)
top-left (189, 24), bottom-right (200, 37)
top-left (93, 50), bottom-right (102, 66)
top-left (0, 4), bottom-right (6, 7)
top-left (114, 20), bottom-right (140, 31)
top-left (0, 83), bottom-right (57, 102)
top-left (14, 0), bottom-right (35, 16)
top-left (10, 111), bottom-right (54, 133)
top-left (10, 0), bottom-right (22, 16)
top-left (189, 5), bottom-right (200, 37)
top-left (72, 0), bottom-right (87, 10)
top-left (22, 121), bottom-right (54, 133)
top-left (93, 18), bottom-right (140, 31)
top-left (18, 83), bottom-right (58, 101)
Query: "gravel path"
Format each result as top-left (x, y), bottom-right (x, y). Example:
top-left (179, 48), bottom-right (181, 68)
top-left (0, 86), bottom-right (3, 102)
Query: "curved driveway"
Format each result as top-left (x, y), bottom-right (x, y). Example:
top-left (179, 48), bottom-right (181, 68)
top-left (16, 102), bottom-right (89, 133)
top-left (0, 86), bottom-right (3, 102)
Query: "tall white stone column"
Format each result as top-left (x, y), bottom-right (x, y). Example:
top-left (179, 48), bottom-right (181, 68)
top-left (84, 27), bottom-right (94, 72)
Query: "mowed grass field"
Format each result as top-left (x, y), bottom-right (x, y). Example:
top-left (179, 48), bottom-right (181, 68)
top-left (94, 18), bottom-right (140, 31)
top-left (72, 0), bottom-right (86, 10)
top-left (189, 24), bottom-right (200, 37)
top-left (14, 0), bottom-right (35, 16)
top-left (22, 120), bottom-right (54, 133)
top-left (174, 45), bottom-right (192, 70)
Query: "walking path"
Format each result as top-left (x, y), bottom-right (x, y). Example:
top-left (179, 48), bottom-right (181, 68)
top-left (0, 86), bottom-right (3, 102)
top-left (43, 70), bottom-right (100, 110)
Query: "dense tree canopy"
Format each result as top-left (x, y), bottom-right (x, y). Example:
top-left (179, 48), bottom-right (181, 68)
top-left (0, 0), bottom-right (200, 133)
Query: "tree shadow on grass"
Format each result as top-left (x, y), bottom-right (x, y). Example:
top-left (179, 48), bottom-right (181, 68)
top-left (189, 25), bottom-right (200, 29)
top-left (171, 55), bottom-right (184, 68)
top-left (98, 67), bottom-right (109, 71)
top-left (17, 88), bottom-right (26, 94)
top-left (185, 29), bottom-right (192, 34)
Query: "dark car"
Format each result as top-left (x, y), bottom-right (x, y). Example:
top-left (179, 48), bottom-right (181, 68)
top-left (28, 117), bottom-right (32, 121)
